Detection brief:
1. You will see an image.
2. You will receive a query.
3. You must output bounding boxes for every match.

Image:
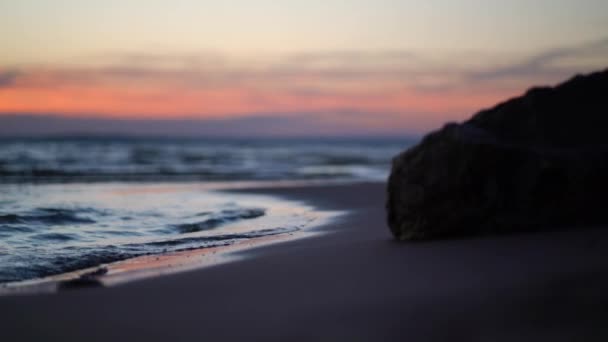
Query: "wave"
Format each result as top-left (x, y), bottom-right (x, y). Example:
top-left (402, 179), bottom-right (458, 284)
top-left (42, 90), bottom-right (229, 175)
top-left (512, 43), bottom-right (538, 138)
top-left (0, 226), bottom-right (297, 283)
top-left (0, 137), bottom-right (409, 183)
top-left (0, 208), bottom-right (96, 225)
top-left (174, 208), bottom-right (266, 233)
top-left (0, 183), bottom-right (317, 284)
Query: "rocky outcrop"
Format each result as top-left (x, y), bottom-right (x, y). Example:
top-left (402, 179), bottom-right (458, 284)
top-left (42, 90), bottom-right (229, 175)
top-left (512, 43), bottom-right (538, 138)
top-left (387, 69), bottom-right (608, 240)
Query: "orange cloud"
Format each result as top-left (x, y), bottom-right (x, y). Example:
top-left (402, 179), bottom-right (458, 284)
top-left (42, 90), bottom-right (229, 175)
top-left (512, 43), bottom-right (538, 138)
top-left (0, 74), bottom-right (510, 125)
top-left (3, 38), bottom-right (605, 134)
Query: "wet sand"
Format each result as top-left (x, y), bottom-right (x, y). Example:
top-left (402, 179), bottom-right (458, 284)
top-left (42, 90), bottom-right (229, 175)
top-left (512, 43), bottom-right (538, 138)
top-left (1, 182), bottom-right (608, 341)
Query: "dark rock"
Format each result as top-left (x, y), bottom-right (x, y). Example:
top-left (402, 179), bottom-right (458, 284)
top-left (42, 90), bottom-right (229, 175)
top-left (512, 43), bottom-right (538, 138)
top-left (58, 277), bottom-right (103, 290)
top-left (387, 69), bottom-right (608, 240)
top-left (57, 267), bottom-right (108, 291)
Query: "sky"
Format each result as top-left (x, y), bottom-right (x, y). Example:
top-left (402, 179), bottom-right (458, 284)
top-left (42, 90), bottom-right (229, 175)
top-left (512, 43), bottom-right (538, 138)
top-left (1, 0), bottom-right (607, 136)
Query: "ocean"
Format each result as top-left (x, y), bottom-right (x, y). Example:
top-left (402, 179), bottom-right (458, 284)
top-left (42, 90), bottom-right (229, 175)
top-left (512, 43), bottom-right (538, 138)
top-left (0, 137), bottom-right (412, 284)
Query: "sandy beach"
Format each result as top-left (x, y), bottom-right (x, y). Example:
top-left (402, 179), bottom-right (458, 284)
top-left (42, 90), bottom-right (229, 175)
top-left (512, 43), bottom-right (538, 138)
top-left (1, 182), bottom-right (608, 341)
top-left (2, 1), bottom-right (606, 340)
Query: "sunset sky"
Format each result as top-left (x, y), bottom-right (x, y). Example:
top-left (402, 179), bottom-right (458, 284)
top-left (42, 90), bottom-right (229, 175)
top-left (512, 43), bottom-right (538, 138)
top-left (1, 0), bottom-right (607, 136)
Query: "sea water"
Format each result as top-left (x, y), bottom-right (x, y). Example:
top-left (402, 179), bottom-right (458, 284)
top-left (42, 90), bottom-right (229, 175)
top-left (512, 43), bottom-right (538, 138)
top-left (0, 137), bottom-right (412, 283)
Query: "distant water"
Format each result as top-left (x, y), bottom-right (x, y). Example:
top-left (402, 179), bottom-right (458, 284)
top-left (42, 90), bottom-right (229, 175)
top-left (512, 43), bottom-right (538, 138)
top-left (0, 137), bottom-right (412, 183)
top-left (0, 137), bottom-right (413, 284)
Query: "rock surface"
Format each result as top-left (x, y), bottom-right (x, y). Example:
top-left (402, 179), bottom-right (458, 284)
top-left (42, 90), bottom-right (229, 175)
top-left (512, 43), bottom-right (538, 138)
top-left (387, 69), bottom-right (608, 240)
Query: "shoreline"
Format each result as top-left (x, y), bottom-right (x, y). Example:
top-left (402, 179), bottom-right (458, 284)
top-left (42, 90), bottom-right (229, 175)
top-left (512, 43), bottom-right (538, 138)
top-left (0, 226), bottom-right (327, 295)
top-left (2, 182), bottom-right (608, 341)
top-left (0, 181), bottom-right (345, 295)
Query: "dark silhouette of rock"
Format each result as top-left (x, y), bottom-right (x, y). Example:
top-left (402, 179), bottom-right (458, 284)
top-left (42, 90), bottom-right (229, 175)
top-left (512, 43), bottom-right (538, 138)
top-left (387, 69), bottom-right (608, 240)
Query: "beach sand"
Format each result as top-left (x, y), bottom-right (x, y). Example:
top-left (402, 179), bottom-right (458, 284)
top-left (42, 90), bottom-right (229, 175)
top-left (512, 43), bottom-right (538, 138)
top-left (1, 182), bottom-right (608, 341)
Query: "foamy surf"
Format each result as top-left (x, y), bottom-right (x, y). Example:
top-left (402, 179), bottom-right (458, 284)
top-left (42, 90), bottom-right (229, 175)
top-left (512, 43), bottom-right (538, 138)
top-left (0, 182), bottom-right (338, 285)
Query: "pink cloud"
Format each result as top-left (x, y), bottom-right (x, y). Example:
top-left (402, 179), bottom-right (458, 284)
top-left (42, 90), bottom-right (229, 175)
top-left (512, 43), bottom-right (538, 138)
top-left (1, 38), bottom-right (606, 134)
